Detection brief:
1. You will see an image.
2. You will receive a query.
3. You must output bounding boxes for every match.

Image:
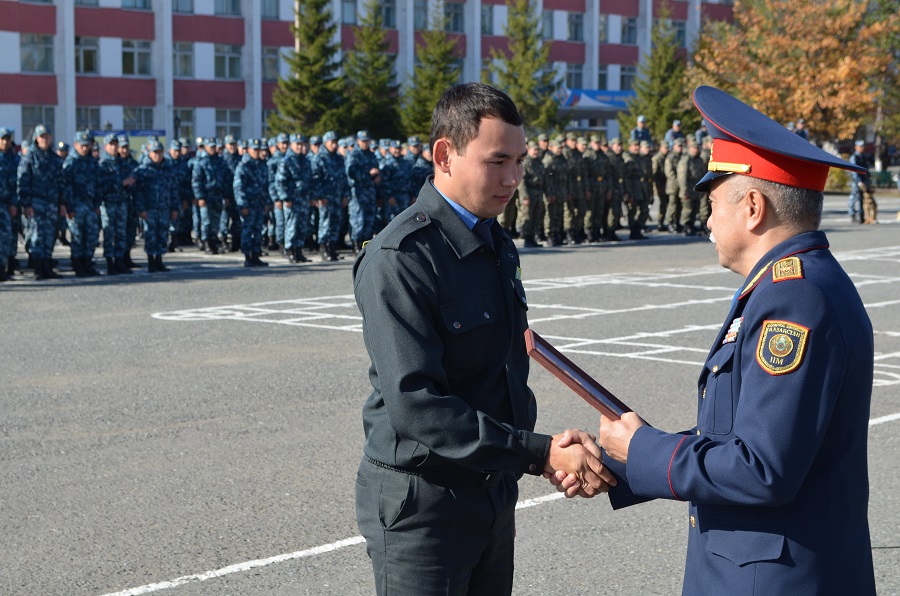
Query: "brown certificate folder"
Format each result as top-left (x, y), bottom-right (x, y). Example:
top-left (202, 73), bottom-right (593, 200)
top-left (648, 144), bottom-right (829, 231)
top-left (524, 329), bottom-right (633, 421)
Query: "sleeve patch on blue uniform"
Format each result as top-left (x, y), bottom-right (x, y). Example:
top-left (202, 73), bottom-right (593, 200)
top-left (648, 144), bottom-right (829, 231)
top-left (756, 320), bottom-right (809, 375)
top-left (772, 256), bottom-right (803, 283)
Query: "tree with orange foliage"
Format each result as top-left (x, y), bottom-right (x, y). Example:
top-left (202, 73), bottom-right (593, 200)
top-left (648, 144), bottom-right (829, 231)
top-left (690, 0), bottom-right (897, 141)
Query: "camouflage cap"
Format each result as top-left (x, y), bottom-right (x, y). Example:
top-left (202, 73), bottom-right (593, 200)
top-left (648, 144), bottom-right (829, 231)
top-left (117, 134), bottom-right (130, 146)
top-left (537, 133), bottom-right (549, 142)
top-left (589, 134), bottom-right (601, 143)
top-left (0, 127), bottom-right (11, 138)
top-left (169, 139), bottom-right (182, 151)
top-left (407, 135), bottom-right (421, 146)
top-left (34, 124), bottom-right (49, 138)
top-left (215, 138), bottom-right (224, 147)
top-left (659, 140), bottom-right (671, 149)
top-left (565, 131), bottom-right (577, 141)
top-left (322, 131), bottom-right (338, 142)
top-left (576, 136), bottom-right (587, 145)
top-left (673, 138), bottom-right (686, 147)
top-left (378, 138), bottom-right (389, 149)
top-left (56, 141), bottom-right (69, 152)
top-left (237, 139), bottom-right (247, 149)
top-left (203, 137), bottom-right (216, 147)
top-left (73, 131), bottom-right (91, 145)
top-left (146, 139), bottom-right (163, 152)
top-left (247, 138), bottom-right (262, 150)
top-left (309, 135), bottom-right (322, 146)
top-left (553, 134), bottom-right (565, 145)
top-left (267, 137), bottom-right (277, 147)
top-left (356, 130), bottom-right (371, 141)
top-left (389, 139), bottom-right (401, 149)
top-left (195, 136), bottom-right (204, 147)
top-left (338, 138), bottom-right (349, 148)
top-left (178, 136), bottom-right (190, 146)
top-left (103, 133), bottom-right (118, 145)
top-left (224, 134), bottom-right (236, 145)
top-left (609, 137), bottom-right (621, 145)
top-left (276, 132), bottom-right (289, 143)
top-left (527, 140), bottom-right (539, 149)
top-left (640, 140), bottom-right (652, 149)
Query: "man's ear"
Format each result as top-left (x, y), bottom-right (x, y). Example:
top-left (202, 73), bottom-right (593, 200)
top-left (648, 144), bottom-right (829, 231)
top-left (432, 138), bottom-right (453, 174)
top-left (744, 188), bottom-right (768, 232)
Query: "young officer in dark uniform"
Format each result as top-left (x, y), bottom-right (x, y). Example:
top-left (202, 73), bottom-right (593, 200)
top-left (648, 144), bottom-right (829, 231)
top-left (566, 86), bottom-right (876, 594)
top-left (353, 83), bottom-right (614, 595)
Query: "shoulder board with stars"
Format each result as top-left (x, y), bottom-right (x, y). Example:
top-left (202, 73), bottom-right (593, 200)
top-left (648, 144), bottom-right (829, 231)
top-left (772, 256), bottom-right (804, 283)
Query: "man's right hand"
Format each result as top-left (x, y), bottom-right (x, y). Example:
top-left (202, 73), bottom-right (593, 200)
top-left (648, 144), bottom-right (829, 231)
top-left (543, 429), bottom-right (616, 498)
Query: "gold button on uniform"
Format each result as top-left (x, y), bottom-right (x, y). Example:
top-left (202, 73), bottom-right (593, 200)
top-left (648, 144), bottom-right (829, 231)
top-left (690, 515), bottom-right (696, 528)
top-left (696, 429), bottom-right (701, 435)
top-left (712, 365), bottom-right (719, 373)
top-left (702, 387), bottom-right (707, 399)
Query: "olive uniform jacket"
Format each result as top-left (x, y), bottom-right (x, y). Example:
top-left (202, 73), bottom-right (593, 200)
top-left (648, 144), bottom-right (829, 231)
top-left (353, 179), bottom-right (551, 483)
top-left (607, 231), bottom-right (875, 595)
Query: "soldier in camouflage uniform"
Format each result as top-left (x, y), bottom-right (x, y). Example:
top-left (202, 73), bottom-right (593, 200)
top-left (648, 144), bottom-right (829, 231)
top-left (345, 130), bottom-right (381, 252)
top-left (234, 138), bottom-right (271, 267)
top-left (562, 132), bottom-right (588, 244)
top-left (0, 127), bottom-right (18, 281)
top-left (663, 138), bottom-right (685, 232)
top-left (275, 133), bottom-right (313, 264)
top-left (621, 139), bottom-right (647, 240)
top-left (637, 141), bottom-right (654, 234)
top-left (220, 135), bottom-right (242, 252)
top-left (382, 140), bottom-right (412, 223)
top-left (651, 141), bottom-right (670, 232)
top-left (192, 137), bottom-right (232, 254)
top-left (676, 139), bottom-right (707, 236)
top-left (97, 134), bottom-right (132, 275)
top-left (17, 124), bottom-right (64, 280)
top-left (310, 131), bottom-right (349, 261)
top-left (541, 137), bottom-right (568, 246)
top-left (581, 134), bottom-right (610, 243)
top-left (516, 140), bottom-right (546, 248)
top-left (62, 131), bottom-right (102, 276)
top-left (130, 139), bottom-right (178, 272)
top-left (409, 143), bottom-right (433, 199)
top-left (604, 138), bottom-right (626, 242)
top-left (267, 133), bottom-right (289, 253)
top-left (117, 135), bottom-right (140, 269)
top-left (166, 139), bottom-right (193, 250)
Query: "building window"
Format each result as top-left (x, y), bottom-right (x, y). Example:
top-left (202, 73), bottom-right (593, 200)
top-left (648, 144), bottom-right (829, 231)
top-left (413, 0), bottom-right (427, 30)
top-left (381, 0), bottom-right (396, 28)
top-left (262, 0), bottom-right (279, 19)
top-left (215, 0), bottom-right (241, 16)
top-left (214, 44), bottom-right (242, 79)
top-left (342, 0), bottom-right (357, 24)
top-left (262, 109), bottom-right (277, 135)
top-left (672, 19), bottom-right (687, 48)
top-left (622, 17), bottom-right (638, 45)
top-left (173, 0), bottom-right (193, 13)
top-left (621, 65), bottom-right (636, 91)
top-left (122, 40), bottom-right (152, 76)
top-left (598, 65), bottom-right (607, 90)
top-left (566, 63), bottom-right (582, 89)
top-left (76, 106), bottom-right (101, 132)
top-left (122, 0), bottom-right (151, 9)
top-left (20, 35), bottom-right (54, 73)
top-left (262, 47), bottom-right (280, 82)
top-left (445, 2), bottom-right (464, 33)
top-left (598, 13), bottom-right (607, 43)
top-left (541, 11), bottom-right (553, 40)
top-left (75, 36), bottom-right (99, 74)
top-left (22, 106), bottom-right (55, 141)
top-left (75, 0), bottom-right (99, 5)
top-left (481, 4), bottom-right (493, 35)
top-left (174, 108), bottom-right (194, 140)
top-left (567, 13), bottom-right (583, 42)
top-left (215, 109), bottom-right (242, 138)
top-left (173, 42), bottom-right (193, 77)
top-left (123, 107), bottom-right (153, 131)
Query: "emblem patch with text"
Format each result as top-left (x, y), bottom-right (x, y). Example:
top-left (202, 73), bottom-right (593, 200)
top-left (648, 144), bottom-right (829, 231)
top-left (756, 320), bottom-right (809, 375)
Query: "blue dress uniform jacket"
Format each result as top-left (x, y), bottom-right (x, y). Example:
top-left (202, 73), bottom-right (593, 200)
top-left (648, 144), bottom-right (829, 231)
top-left (353, 180), bottom-right (550, 478)
top-left (608, 230), bottom-right (875, 595)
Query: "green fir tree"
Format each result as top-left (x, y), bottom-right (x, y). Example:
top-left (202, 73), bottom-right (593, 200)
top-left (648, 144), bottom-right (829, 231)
top-left (268, 0), bottom-right (345, 134)
top-left (617, 3), bottom-right (694, 144)
top-left (343, 0), bottom-right (401, 138)
top-left (489, 0), bottom-right (562, 133)
top-left (400, 8), bottom-right (460, 139)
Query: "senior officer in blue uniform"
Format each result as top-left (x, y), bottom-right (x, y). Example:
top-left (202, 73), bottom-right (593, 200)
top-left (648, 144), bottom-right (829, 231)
top-left (353, 83), bottom-right (614, 596)
top-left (572, 87), bottom-right (875, 594)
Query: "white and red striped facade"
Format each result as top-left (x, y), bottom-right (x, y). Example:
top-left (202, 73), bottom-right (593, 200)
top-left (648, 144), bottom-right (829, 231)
top-left (0, 0), bottom-right (732, 144)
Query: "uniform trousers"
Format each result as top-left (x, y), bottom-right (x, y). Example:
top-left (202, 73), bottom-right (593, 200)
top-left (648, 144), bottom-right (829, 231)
top-left (143, 209), bottom-right (170, 256)
top-left (317, 200), bottom-right (342, 244)
top-left (349, 191), bottom-right (377, 242)
top-left (356, 458), bottom-right (517, 596)
top-left (67, 203), bottom-right (100, 259)
top-left (200, 199), bottom-right (224, 242)
top-left (101, 202), bottom-right (128, 258)
top-left (28, 198), bottom-right (58, 259)
top-left (240, 204), bottom-right (265, 256)
top-left (284, 199), bottom-right (309, 250)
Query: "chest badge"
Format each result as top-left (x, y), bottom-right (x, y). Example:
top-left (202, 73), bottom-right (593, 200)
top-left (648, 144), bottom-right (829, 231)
top-left (756, 319), bottom-right (810, 375)
top-left (722, 316), bottom-right (743, 345)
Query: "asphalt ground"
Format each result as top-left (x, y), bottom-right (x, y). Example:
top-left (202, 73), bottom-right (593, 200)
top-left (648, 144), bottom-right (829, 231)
top-left (2, 193), bottom-right (899, 596)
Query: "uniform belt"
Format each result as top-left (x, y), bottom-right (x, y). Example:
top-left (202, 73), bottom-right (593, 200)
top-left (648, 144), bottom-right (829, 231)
top-left (365, 456), bottom-right (502, 489)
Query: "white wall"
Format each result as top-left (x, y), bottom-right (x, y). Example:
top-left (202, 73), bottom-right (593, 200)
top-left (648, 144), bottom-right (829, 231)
top-left (607, 63), bottom-right (621, 90)
top-left (0, 32), bottom-right (21, 74)
top-left (0, 105), bottom-right (22, 142)
top-left (607, 14), bottom-right (622, 44)
top-left (195, 107), bottom-right (216, 138)
top-left (493, 5), bottom-right (507, 35)
top-left (194, 42), bottom-right (215, 80)
top-left (279, 0), bottom-right (295, 20)
top-left (99, 37), bottom-right (122, 77)
top-left (99, 0), bottom-right (121, 7)
top-left (100, 105), bottom-right (124, 129)
top-left (194, 0), bottom-right (215, 16)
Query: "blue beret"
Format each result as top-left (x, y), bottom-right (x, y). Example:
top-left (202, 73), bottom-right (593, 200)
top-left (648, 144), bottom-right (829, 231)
top-left (73, 131), bottom-right (91, 145)
top-left (322, 131), bottom-right (338, 142)
top-left (309, 135), bottom-right (322, 146)
top-left (692, 86), bottom-right (866, 192)
top-left (0, 127), bottom-right (12, 138)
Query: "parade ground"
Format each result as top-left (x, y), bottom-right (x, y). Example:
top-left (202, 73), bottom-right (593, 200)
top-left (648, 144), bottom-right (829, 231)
top-left (2, 193), bottom-right (899, 595)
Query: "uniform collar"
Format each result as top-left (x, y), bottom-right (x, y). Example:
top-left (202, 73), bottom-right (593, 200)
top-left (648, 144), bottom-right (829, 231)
top-left (737, 230), bottom-right (829, 300)
top-left (417, 180), bottom-right (490, 259)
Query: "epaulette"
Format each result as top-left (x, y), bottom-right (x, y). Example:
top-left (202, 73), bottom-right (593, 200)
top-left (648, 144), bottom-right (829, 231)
top-left (379, 210), bottom-right (432, 250)
top-left (772, 256), bottom-right (804, 283)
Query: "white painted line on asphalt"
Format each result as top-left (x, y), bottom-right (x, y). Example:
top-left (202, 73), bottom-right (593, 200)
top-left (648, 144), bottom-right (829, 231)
top-left (101, 409), bottom-right (900, 596)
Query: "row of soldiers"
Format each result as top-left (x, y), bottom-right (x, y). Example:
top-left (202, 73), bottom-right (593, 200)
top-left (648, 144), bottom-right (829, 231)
top-left (0, 125), bottom-right (434, 281)
top-left (507, 131), bottom-right (713, 246)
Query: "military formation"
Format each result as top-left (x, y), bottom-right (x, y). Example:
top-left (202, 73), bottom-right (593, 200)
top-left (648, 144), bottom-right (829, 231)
top-left (0, 126), bottom-right (434, 281)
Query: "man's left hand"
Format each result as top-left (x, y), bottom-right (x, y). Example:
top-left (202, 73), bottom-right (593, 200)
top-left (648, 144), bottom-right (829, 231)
top-left (599, 412), bottom-right (645, 464)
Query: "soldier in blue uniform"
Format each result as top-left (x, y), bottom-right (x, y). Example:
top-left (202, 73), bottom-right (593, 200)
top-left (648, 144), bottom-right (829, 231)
top-left (630, 114), bottom-right (652, 144)
top-left (310, 131), bottom-right (349, 261)
top-left (116, 135), bottom-right (140, 269)
top-left (410, 143), bottom-right (433, 200)
top-left (578, 86), bottom-right (876, 595)
top-left (220, 135), bottom-right (242, 252)
top-left (191, 137), bottom-right (232, 254)
top-left (345, 130), bottom-right (382, 252)
top-left (0, 127), bottom-right (19, 281)
top-left (663, 119), bottom-right (686, 146)
top-left (98, 134), bottom-right (132, 275)
top-left (267, 132), bottom-right (289, 254)
top-left (62, 131), bottom-right (101, 276)
top-left (275, 133), bottom-right (312, 264)
top-left (130, 139), bottom-right (178, 272)
top-left (234, 138), bottom-right (270, 267)
top-left (383, 139), bottom-right (412, 221)
top-left (17, 124), bottom-right (64, 280)
top-left (166, 139), bottom-right (193, 249)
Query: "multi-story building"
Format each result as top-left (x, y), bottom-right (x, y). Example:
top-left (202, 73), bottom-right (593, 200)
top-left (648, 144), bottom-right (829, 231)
top-left (0, 0), bottom-right (732, 144)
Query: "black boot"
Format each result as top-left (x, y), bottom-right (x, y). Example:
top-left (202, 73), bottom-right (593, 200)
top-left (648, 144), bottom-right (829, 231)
top-left (148, 255), bottom-right (159, 273)
top-left (86, 257), bottom-right (101, 275)
top-left (45, 258), bottom-right (60, 279)
top-left (34, 258), bottom-right (46, 280)
top-left (106, 257), bottom-right (119, 276)
top-left (251, 253), bottom-right (269, 267)
top-left (294, 246), bottom-right (309, 263)
top-left (125, 250), bottom-right (138, 269)
top-left (7, 256), bottom-right (16, 276)
top-left (243, 254), bottom-right (254, 267)
top-left (327, 242), bottom-right (340, 261)
top-left (629, 227), bottom-right (647, 240)
top-left (156, 255), bottom-right (169, 272)
top-left (116, 257), bottom-right (132, 274)
top-left (319, 244), bottom-right (329, 262)
top-left (73, 256), bottom-right (89, 277)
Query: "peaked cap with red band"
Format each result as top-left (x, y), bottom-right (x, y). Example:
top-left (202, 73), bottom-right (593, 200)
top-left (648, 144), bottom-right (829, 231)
top-left (692, 86), bottom-right (866, 192)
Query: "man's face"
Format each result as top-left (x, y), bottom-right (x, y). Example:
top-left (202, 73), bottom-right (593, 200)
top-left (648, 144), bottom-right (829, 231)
top-left (590, 141), bottom-right (601, 152)
top-left (205, 145), bottom-right (217, 156)
top-left (75, 142), bottom-right (90, 157)
top-left (538, 140), bottom-right (549, 151)
top-left (629, 142), bottom-right (639, 154)
top-left (640, 145), bottom-right (651, 156)
top-left (357, 139), bottom-right (370, 152)
top-left (577, 142), bottom-right (587, 152)
top-left (36, 133), bottom-right (52, 151)
top-left (0, 137), bottom-right (10, 152)
top-left (169, 149), bottom-right (180, 159)
top-left (659, 145), bottom-right (668, 155)
top-left (707, 177), bottom-right (749, 274)
top-left (118, 145), bottom-right (131, 158)
top-left (105, 142), bottom-right (118, 157)
top-left (226, 143), bottom-right (237, 154)
top-left (149, 149), bottom-right (164, 164)
top-left (674, 144), bottom-right (683, 154)
top-left (390, 146), bottom-right (401, 158)
top-left (565, 138), bottom-right (576, 150)
top-left (528, 146), bottom-right (541, 159)
top-left (299, 143), bottom-right (309, 155)
top-left (637, 121), bottom-right (645, 129)
top-left (290, 141), bottom-right (302, 154)
top-left (611, 142), bottom-right (622, 154)
top-left (409, 144), bottom-right (421, 156)
top-left (549, 144), bottom-right (562, 155)
top-left (247, 147), bottom-right (260, 159)
top-left (673, 124), bottom-right (681, 132)
top-left (324, 139), bottom-right (338, 153)
top-left (439, 117), bottom-right (525, 220)
top-left (689, 145), bottom-right (699, 157)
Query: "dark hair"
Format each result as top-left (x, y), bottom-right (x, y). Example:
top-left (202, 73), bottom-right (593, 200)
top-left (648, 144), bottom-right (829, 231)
top-left (430, 83), bottom-right (524, 155)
